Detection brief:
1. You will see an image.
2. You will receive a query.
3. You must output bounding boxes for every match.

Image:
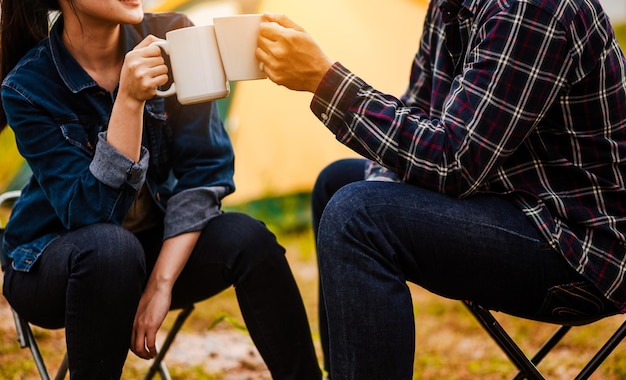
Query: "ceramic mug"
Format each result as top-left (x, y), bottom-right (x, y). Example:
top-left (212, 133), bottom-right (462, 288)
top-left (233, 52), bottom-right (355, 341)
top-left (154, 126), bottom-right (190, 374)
top-left (213, 14), bottom-right (267, 81)
top-left (151, 25), bottom-right (230, 104)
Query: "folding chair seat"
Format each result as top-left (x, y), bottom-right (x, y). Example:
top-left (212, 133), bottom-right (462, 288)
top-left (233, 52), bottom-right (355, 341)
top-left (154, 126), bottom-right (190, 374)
top-left (463, 299), bottom-right (626, 379)
top-left (0, 190), bottom-right (194, 380)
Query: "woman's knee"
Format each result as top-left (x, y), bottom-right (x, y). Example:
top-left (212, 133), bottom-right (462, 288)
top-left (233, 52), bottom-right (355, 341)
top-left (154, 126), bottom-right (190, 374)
top-left (203, 212), bottom-right (285, 265)
top-left (70, 224), bottom-right (145, 280)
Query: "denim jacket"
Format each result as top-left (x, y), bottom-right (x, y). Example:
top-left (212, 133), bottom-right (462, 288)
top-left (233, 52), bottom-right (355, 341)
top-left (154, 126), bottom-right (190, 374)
top-left (1, 13), bottom-right (235, 271)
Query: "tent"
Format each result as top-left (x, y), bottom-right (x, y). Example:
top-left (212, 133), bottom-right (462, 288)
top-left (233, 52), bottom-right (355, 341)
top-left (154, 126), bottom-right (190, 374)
top-left (149, 0), bottom-right (428, 203)
top-left (599, 0), bottom-right (626, 23)
top-left (1, 0), bottom-right (429, 203)
top-left (3, 0), bottom-right (624, 203)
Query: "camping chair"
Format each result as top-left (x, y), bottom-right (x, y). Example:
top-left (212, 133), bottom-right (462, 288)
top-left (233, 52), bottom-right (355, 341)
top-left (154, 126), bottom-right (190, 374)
top-left (463, 300), bottom-right (626, 379)
top-left (0, 190), bottom-right (194, 380)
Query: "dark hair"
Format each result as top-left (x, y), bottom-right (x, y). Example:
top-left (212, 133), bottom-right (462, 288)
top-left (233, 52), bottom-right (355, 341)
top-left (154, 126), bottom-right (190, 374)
top-left (0, 0), bottom-right (61, 132)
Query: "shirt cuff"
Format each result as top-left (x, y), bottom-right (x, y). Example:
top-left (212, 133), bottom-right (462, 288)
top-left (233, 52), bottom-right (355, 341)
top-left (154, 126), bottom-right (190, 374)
top-left (163, 186), bottom-right (228, 239)
top-left (89, 132), bottom-right (149, 190)
top-left (310, 62), bottom-right (366, 134)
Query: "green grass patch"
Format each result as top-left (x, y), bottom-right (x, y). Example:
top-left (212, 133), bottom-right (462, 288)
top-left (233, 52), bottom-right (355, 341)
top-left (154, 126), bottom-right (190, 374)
top-left (223, 192), bottom-right (313, 235)
top-left (2, 19), bottom-right (626, 379)
top-left (1, 206), bottom-right (625, 379)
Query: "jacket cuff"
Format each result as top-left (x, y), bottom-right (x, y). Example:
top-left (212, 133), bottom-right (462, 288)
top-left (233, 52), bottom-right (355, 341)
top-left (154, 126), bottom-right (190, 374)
top-left (90, 132), bottom-right (149, 190)
top-left (163, 186), bottom-right (228, 239)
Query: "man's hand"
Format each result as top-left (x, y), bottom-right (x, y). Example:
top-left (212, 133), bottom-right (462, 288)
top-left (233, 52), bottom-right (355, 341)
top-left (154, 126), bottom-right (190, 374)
top-left (257, 13), bottom-right (334, 93)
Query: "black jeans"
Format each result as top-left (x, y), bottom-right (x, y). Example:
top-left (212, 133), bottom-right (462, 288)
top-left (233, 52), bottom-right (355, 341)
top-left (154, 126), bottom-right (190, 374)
top-left (3, 212), bottom-right (321, 380)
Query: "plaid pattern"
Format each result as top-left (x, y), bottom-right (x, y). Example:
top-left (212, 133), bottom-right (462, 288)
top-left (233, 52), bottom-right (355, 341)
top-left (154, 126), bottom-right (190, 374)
top-left (311, 0), bottom-right (626, 310)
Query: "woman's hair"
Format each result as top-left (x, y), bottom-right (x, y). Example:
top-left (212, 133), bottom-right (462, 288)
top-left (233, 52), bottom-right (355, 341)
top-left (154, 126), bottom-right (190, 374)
top-left (0, 0), bottom-right (61, 131)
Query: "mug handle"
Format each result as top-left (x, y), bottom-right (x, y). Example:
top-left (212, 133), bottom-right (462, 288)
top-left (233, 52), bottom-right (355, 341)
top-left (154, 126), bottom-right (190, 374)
top-left (150, 40), bottom-right (177, 97)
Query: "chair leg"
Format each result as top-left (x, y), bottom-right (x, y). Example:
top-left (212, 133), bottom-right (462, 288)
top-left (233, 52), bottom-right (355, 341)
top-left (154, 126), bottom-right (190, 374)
top-left (54, 354), bottom-right (68, 380)
top-left (465, 301), bottom-right (626, 380)
top-left (464, 301), bottom-right (545, 379)
top-left (156, 361), bottom-right (172, 380)
top-left (511, 326), bottom-right (570, 380)
top-left (13, 305), bottom-right (195, 380)
top-left (12, 309), bottom-right (29, 349)
top-left (525, 325), bottom-right (570, 366)
top-left (574, 320), bottom-right (626, 380)
top-left (13, 310), bottom-right (56, 380)
top-left (144, 305), bottom-right (195, 380)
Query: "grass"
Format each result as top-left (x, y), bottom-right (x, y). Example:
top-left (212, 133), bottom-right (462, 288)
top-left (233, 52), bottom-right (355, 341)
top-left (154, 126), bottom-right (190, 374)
top-left (1, 195), bottom-right (625, 379)
top-left (2, 20), bottom-right (626, 380)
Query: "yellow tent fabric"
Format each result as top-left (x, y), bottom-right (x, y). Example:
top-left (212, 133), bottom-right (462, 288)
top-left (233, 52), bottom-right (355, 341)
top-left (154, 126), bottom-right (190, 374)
top-left (0, 0), bottom-right (428, 202)
top-left (150, 0), bottom-right (428, 203)
top-left (222, 0), bottom-right (428, 203)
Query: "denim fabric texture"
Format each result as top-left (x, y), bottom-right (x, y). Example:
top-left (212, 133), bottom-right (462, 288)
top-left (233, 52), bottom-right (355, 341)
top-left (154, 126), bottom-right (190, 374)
top-left (310, 0), bottom-right (626, 311)
top-left (3, 213), bottom-right (322, 380)
top-left (313, 159), bottom-right (619, 380)
top-left (1, 11), bottom-right (322, 380)
top-left (1, 13), bottom-right (235, 271)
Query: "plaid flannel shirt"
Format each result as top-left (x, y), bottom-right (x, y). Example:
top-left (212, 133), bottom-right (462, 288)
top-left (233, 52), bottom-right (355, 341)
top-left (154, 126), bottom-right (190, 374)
top-left (311, 0), bottom-right (626, 310)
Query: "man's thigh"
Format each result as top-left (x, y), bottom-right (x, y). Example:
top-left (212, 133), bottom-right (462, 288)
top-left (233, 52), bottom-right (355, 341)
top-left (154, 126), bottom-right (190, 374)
top-left (322, 181), bottom-right (593, 319)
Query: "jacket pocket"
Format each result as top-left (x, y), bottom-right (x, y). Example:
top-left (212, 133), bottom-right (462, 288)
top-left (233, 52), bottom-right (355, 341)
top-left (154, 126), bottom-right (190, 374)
top-left (59, 116), bottom-right (105, 156)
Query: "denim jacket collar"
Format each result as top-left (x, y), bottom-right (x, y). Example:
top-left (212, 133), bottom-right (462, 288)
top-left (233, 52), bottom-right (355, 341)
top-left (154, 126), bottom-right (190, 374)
top-left (48, 18), bottom-right (143, 94)
top-left (2, 13), bottom-right (235, 272)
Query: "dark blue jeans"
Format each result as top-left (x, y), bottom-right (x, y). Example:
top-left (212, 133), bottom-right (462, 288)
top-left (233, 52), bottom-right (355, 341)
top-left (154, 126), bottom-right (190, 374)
top-left (3, 212), bottom-right (321, 380)
top-left (312, 159), bottom-right (619, 380)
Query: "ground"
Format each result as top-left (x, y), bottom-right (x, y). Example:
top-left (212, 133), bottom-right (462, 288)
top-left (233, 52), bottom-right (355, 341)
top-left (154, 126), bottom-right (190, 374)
top-left (1, 230), bottom-right (625, 379)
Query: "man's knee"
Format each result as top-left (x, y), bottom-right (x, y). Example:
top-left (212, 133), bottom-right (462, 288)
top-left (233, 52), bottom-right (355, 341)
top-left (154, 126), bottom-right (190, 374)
top-left (320, 181), bottom-right (373, 229)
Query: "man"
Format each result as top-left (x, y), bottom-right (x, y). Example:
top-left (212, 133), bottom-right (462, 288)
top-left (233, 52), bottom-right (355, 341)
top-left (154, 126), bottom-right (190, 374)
top-left (256, 0), bottom-right (626, 378)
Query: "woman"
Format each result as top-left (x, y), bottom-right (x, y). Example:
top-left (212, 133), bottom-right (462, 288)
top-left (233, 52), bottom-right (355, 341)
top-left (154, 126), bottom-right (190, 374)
top-left (0, 1), bottom-right (321, 379)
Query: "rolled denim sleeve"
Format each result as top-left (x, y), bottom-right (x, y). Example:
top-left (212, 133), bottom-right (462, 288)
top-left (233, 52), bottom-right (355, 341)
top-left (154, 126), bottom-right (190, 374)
top-left (89, 132), bottom-right (149, 190)
top-left (163, 186), bottom-right (228, 239)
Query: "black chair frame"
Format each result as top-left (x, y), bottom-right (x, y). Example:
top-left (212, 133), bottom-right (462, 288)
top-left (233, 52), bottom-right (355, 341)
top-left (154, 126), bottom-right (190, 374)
top-left (1, 190), bottom-right (194, 380)
top-left (464, 300), bottom-right (626, 379)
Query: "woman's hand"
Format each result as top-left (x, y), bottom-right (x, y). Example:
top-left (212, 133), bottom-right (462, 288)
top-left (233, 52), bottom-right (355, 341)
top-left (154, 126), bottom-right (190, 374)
top-left (130, 282), bottom-right (172, 360)
top-left (130, 231), bottom-right (200, 359)
top-left (257, 13), bottom-right (333, 93)
top-left (119, 35), bottom-right (169, 103)
top-left (108, 35), bottom-right (169, 162)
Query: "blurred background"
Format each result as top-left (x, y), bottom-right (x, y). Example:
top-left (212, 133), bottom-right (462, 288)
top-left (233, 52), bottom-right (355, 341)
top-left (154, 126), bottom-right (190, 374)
top-left (0, 0), bottom-right (625, 218)
top-left (146, 0), bottom-right (429, 206)
top-left (0, 1), bottom-right (625, 379)
top-left (1, 0), bottom-right (435, 232)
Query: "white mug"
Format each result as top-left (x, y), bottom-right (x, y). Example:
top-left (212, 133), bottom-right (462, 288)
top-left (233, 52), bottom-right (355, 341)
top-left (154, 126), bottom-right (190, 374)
top-left (151, 25), bottom-right (230, 104)
top-left (213, 14), bottom-right (267, 81)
